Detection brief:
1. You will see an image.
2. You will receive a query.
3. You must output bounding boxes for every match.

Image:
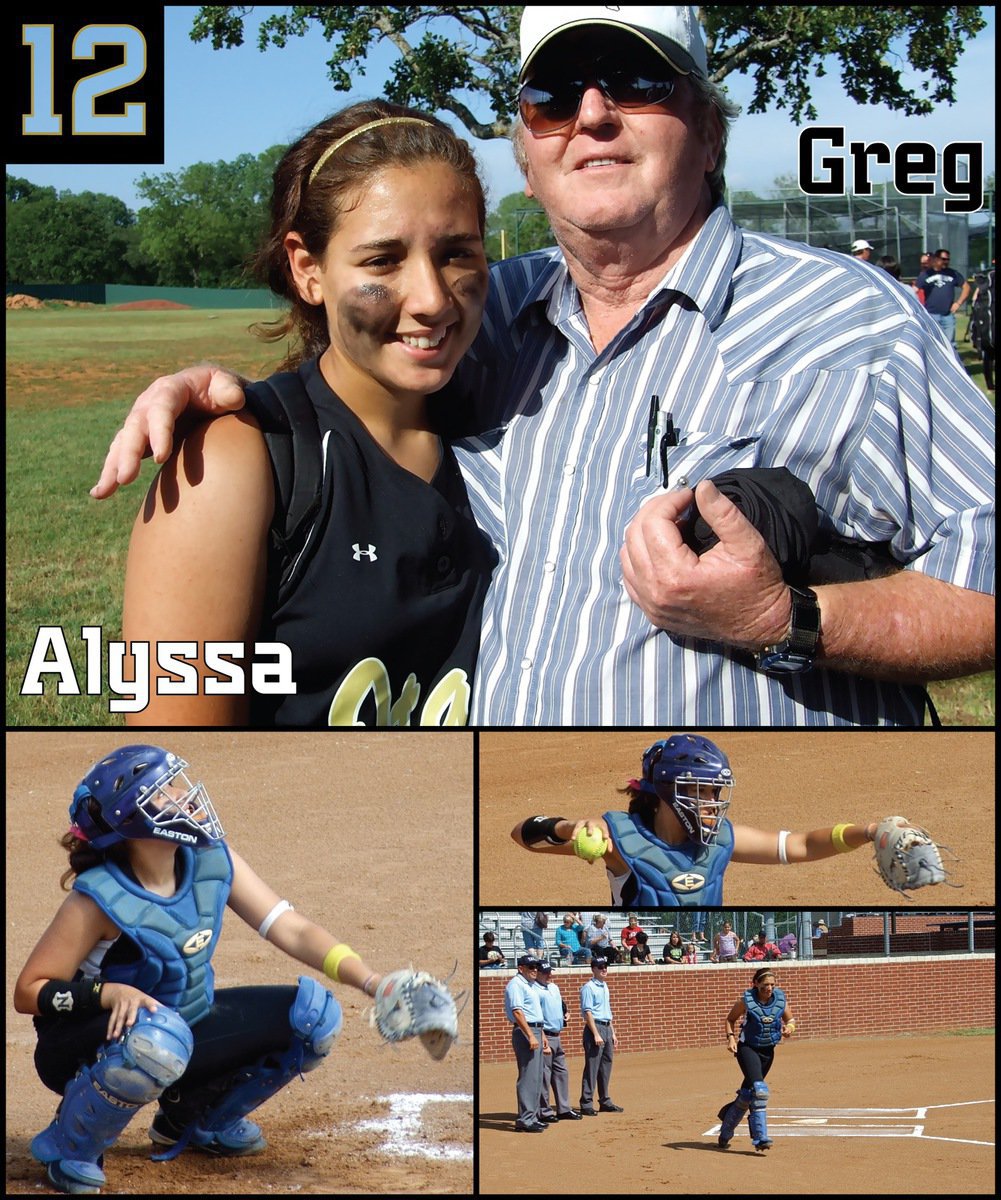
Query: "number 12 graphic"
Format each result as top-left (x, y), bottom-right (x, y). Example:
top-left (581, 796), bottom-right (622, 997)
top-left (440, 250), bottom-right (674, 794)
top-left (22, 23), bottom-right (147, 136)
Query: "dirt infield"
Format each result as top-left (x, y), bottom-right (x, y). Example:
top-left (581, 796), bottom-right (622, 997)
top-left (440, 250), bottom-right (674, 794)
top-left (478, 731), bottom-right (994, 907)
top-left (111, 300), bottom-right (193, 310)
top-left (5, 732), bottom-right (473, 1195)
top-left (479, 1034), bottom-right (995, 1194)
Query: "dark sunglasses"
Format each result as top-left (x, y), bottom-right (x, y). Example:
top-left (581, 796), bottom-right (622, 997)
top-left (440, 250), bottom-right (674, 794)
top-left (519, 64), bottom-right (678, 137)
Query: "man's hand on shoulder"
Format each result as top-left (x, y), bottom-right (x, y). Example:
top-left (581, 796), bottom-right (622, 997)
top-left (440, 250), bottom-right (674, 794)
top-left (91, 364), bottom-right (247, 498)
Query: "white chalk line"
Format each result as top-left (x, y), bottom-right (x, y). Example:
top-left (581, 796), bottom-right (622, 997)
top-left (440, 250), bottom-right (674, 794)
top-left (704, 1102), bottom-right (994, 1147)
top-left (356, 1092), bottom-right (474, 1161)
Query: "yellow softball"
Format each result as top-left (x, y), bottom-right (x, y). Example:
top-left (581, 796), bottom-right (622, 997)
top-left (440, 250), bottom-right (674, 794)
top-left (573, 826), bottom-right (609, 863)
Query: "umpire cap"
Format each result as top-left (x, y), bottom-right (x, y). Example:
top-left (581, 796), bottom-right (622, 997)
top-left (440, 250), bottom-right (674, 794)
top-left (518, 953), bottom-right (542, 968)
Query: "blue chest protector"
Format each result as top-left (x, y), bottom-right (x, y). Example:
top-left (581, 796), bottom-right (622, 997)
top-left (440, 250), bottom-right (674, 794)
top-left (73, 844), bottom-right (232, 1026)
top-left (742, 987), bottom-right (786, 1047)
top-left (603, 811), bottom-right (734, 906)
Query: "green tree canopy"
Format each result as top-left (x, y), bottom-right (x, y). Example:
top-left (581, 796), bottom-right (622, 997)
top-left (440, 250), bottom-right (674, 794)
top-left (485, 191), bottom-right (554, 261)
top-left (5, 179), bottom-right (139, 285)
top-left (190, 5), bottom-right (987, 134)
top-left (135, 146), bottom-right (285, 287)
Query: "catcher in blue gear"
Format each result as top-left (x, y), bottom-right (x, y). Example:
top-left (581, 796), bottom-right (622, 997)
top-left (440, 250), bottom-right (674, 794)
top-left (718, 967), bottom-right (796, 1151)
top-left (511, 734), bottom-right (950, 907)
top-left (14, 745), bottom-right (458, 1196)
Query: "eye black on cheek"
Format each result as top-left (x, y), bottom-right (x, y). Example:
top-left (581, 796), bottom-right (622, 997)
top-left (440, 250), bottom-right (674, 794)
top-left (453, 269), bottom-right (489, 301)
top-left (339, 284), bottom-right (398, 337)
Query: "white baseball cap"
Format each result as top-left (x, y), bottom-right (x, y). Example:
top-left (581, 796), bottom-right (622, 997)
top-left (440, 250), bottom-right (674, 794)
top-left (851, 239), bottom-right (874, 252)
top-left (519, 6), bottom-right (708, 83)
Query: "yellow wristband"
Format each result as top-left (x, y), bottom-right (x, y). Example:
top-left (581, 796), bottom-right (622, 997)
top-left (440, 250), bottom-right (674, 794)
top-left (323, 943), bottom-right (361, 983)
top-left (831, 823), bottom-right (854, 854)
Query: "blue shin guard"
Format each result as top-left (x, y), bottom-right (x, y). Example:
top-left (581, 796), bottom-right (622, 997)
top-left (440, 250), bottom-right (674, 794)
top-left (152, 977), bottom-right (341, 1161)
top-left (717, 1087), bottom-right (752, 1146)
top-left (32, 1008), bottom-right (193, 1192)
top-left (748, 1080), bottom-right (771, 1149)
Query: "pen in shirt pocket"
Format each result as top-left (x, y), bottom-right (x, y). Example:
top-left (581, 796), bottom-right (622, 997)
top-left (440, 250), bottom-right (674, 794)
top-left (645, 395), bottom-right (679, 488)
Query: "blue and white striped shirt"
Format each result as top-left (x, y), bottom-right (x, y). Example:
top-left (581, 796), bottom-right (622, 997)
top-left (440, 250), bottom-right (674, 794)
top-left (451, 205), bottom-right (995, 726)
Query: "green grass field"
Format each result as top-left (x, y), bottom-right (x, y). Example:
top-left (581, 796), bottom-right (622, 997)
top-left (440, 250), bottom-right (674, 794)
top-left (5, 306), bottom-right (995, 727)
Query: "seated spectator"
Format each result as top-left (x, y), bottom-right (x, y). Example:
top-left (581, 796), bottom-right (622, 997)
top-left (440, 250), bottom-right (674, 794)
top-left (630, 931), bottom-right (653, 965)
top-left (661, 930), bottom-right (685, 965)
top-left (619, 913), bottom-right (644, 957)
top-left (585, 913), bottom-right (619, 963)
top-left (479, 931), bottom-right (507, 968)
top-left (712, 921), bottom-right (742, 963)
top-left (813, 920), bottom-right (829, 938)
top-left (777, 932), bottom-right (798, 958)
top-left (555, 912), bottom-right (591, 965)
top-left (742, 931), bottom-right (783, 962)
top-left (681, 942), bottom-right (699, 964)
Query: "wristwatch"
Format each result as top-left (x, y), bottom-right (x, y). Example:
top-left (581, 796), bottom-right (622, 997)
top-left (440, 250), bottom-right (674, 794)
top-left (755, 586), bottom-right (821, 675)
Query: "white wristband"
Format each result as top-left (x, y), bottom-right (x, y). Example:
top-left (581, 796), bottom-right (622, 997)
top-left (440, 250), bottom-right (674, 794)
top-left (258, 899), bottom-right (294, 938)
top-left (777, 830), bottom-right (790, 865)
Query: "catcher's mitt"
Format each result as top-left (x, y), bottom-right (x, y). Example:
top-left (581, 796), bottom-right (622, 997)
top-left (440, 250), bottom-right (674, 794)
top-left (370, 968), bottom-right (460, 1061)
top-left (873, 816), bottom-right (952, 898)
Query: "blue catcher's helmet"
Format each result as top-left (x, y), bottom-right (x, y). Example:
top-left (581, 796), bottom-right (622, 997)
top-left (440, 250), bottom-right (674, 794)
top-left (639, 735), bottom-right (734, 846)
top-left (70, 745), bottom-right (225, 850)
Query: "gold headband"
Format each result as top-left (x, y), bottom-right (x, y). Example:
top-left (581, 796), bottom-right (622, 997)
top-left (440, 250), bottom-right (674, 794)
top-left (307, 117), bottom-right (434, 185)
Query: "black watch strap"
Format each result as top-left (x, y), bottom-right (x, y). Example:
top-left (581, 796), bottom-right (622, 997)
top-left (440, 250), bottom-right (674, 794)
top-left (755, 586), bottom-right (821, 674)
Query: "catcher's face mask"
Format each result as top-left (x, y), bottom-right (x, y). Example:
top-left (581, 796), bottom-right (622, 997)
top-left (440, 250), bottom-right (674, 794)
top-left (665, 777), bottom-right (734, 846)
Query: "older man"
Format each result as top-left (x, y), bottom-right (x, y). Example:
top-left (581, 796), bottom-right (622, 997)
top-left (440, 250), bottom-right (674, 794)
top-left (535, 960), bottom-right (582, 1121)
top-left (98, 7), bottom-right (994, 727)
top-left (584, 913), bottom-right (618, 962)
top-left (504, 954), bottom-right (550, 1132)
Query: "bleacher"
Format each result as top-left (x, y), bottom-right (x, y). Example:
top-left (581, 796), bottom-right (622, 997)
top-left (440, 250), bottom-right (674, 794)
top-left (479, 911), bottom-right (715, 966)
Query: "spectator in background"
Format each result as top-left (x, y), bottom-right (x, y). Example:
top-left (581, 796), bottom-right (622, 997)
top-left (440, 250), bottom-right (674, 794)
top-left (619, 913), bottom-right (644, 958)
top-left (682, 941), bottom-right (700, 963)
top-left (915, 248), bottom-right (971, 349)
top-left (913, 252), bottom-right (931, 303)
top-left (812, 920), bottom-right (829, 938)
top-left (556, 913), bottom-right (591, 966)
top-left (777, 931), bottom-right (798, 958)
top-left (850, 238), bottom-right (875, 263)
top-left (479, 931), bottom-right (507, 969)
top-left (630, 931), bottom-right (653, 965)
top-left (743, 931), bottom-right (783, 963)
top-left (877, 254), bottom-right (902, 280)
top-left (521, 911), bottom-right (548, 952)
top-left (585, 914), bottom-right (619, 963)
top-left (713, 921), bottom-right (742, 963)
top-left (662, 930), bottom-right (686, 965)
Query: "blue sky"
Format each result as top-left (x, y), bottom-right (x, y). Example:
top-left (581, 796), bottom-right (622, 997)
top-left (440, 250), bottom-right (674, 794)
top-left (8, 7), bottom-right (995, 213)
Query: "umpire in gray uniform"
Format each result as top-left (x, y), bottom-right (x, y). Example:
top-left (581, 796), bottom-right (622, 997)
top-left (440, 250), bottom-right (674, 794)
top-left (579, 956), bottom-right (624, 1115)
top-left (536, 960), bottom-right (582, 1122)
top-left (504, 953), bottom-right (549, 1132)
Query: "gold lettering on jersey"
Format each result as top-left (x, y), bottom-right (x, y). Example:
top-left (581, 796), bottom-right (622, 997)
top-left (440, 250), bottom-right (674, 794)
top-left (326, 657), bottom-right (470, 726)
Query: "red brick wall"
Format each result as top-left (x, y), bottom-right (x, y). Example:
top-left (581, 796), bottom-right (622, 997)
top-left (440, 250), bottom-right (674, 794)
top-left (478, 956), bottom-right (996, 1063)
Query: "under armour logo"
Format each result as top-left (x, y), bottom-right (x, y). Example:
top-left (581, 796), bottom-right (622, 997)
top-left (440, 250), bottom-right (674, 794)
top-left (352, 544), bottom-right (378, 562)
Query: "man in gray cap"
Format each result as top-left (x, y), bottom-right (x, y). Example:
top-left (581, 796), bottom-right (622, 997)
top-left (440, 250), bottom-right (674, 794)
top-left (535, 960), bottom-right (582, 1121)
top-left (578, 957), bottom-right (623, 1115)
top-left (504, 953), bottom-right (550, 1131)
top-left (106, 6), bottom-right (995, 726)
